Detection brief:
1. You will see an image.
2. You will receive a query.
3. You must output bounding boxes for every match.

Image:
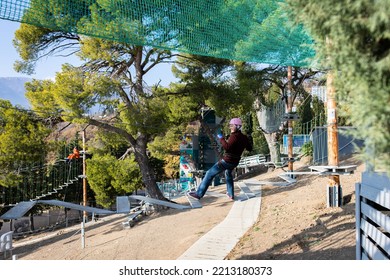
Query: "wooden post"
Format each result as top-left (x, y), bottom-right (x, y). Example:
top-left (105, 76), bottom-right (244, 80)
top-left (287, 66), bottom-right (294, 174)
top-left (82, 129), bottom-right (87, 218)
top-left (326, 70), bottom-right (341, 206)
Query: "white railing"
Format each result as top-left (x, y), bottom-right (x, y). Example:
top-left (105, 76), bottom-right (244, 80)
top-left (237, 154), bottom-right (267, 169)
top-left (0, 231), bottom-right (13, 259)
top-left (355, 171), bottom-right (390, 260)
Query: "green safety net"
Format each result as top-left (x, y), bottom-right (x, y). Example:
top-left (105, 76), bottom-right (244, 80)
top-left (0, 0), bottom-right (315, 67)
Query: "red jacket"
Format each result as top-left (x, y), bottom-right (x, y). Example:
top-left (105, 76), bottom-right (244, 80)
top-left (220, 131), bottom-right (252, 164)
top-left (67, 148), bottom-right (80, 160)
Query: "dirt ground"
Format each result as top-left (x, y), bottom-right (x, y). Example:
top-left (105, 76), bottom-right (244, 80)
top-left (226, 156), bottom-right (361, 260)
top-left (10, 156), bottom-right (363, 260)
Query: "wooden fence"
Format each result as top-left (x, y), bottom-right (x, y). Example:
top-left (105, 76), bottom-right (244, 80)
top-left (355, 171), bottom-right (390, 260)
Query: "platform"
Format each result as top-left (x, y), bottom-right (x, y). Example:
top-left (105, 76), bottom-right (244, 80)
top-left (309, 165), bottom-right (357, 175)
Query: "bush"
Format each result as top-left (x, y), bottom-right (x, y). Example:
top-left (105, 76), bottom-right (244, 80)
top-left (300, 141), bottom-right (313, 157)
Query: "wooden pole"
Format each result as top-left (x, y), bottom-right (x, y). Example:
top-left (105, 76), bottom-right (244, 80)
top-left (287, 66), bottom-right (293, 173)
top-left (82, 129), bottom-right (87, 218)
top-left (326, 70), bottom-right (341, 206)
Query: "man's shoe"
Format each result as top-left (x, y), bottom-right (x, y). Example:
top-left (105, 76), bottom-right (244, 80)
top-left (188, 191), bottom-right (200, 200)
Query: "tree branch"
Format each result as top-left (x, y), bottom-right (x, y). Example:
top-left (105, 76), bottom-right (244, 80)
top-left (87, 118), bottom-right (136, 147)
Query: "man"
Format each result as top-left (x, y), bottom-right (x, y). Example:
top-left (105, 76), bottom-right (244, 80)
top-left (188, 118), bottom-right (253, 201)
top-left (66, 147), bottom-right (80, 163)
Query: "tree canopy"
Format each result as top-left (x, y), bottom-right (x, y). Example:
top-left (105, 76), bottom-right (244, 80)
top-left (287, 0), bottom-right (390, 173)
top-left (0, 100), bottom-right (51, 186)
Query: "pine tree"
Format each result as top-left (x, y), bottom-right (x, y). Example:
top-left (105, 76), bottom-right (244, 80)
top-left (287, 0), bottom-right (390, 173)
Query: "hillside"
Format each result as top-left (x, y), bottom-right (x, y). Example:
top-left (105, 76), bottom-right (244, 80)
top-left (9, 156), bottom-right (363, 260)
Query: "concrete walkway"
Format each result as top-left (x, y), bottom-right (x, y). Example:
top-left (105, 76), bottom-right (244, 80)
top-left (177, 181), bottom-right (262, 260)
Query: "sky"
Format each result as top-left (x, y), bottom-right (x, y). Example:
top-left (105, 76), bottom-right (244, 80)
top-left (0, 19), bottom-right (177, 85)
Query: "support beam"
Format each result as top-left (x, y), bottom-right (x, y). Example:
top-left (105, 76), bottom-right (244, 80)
top-left (82, 129), bottom-right (87, 218)
top-left (326, 69), bottom-right (341, 207)
top-left (287, 66), bottom-right (294, 175)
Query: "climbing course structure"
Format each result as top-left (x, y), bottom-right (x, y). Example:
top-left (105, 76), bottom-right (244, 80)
top-left (0, 147), bottom-right (83, 207)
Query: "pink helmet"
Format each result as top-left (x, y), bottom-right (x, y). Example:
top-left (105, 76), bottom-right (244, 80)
top-left (229, 118), bottom-right (242, 126)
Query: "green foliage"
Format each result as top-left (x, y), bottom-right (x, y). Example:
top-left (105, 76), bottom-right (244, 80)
top-left (166, 92), bottom-right (199, 125)
top-left (161, 155), bottom-right (180, 180)
top-left (87, 130), bottom-right (129, 158)
top-left (14, 21), bottom-right (80, 75)
top-left (301, 141), bottom-right (313, 157)
top-left (148, 127), bottom-right (183, 180)
top-left (25, 65), bottom-right (120, 123)
top-left (84, 155), bottom-right (112, 208)
top-left (25, 79), bottom-right (63, 118)
top-left (117, 91), bottom-right (170, 137)
top-left (86, 154), bottom-right (141, 208)
top-left (15, 19), bottom-right (181, 201)
top-left (251, 129), bottom-right (270, 155)
top-left (294, 92), bottom-right (314, 134)
top-left (171, 54), bottom-right (255, 122)
top-left (0, 100), bottom-right (51, 186)
top-left (311, 96), bottom-right (326, 126)
top-left (148, 128), bottom-right (181, 159)
top-left (263, 84), bottom-right (281, 107)
top-left (148, 156), bottom-right (166, 183)
top-left (4, 0), bottom-right (315, 66)
top-left (287, 0), bottom-right (390, 173)
top-left (297, 92), bottom-right (312, 125)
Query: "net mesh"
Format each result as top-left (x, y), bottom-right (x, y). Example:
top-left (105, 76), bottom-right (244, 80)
top-left (0, 0), bottom-right (315, 67)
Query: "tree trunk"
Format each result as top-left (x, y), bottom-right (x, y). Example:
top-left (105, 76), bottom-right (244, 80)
top-left (133, 136), bottom-right (166, 208)
top-left (29, 213), bottom-right (35, 231)
top-left (87, 119), bottom-right (166, 208)
top-left (264, 132), bottom-right (281, 165)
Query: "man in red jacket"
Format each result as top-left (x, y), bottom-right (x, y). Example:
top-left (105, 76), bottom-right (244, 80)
top-left (66, 147), bottom-right (80, 163)
top-left (188, 118), bottom-right (253, 201)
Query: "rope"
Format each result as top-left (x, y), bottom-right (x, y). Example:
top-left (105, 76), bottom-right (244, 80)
top-left (0, 153), bottom-right (83, 206)
top-left (0, 0), bottom-right (315, 67)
